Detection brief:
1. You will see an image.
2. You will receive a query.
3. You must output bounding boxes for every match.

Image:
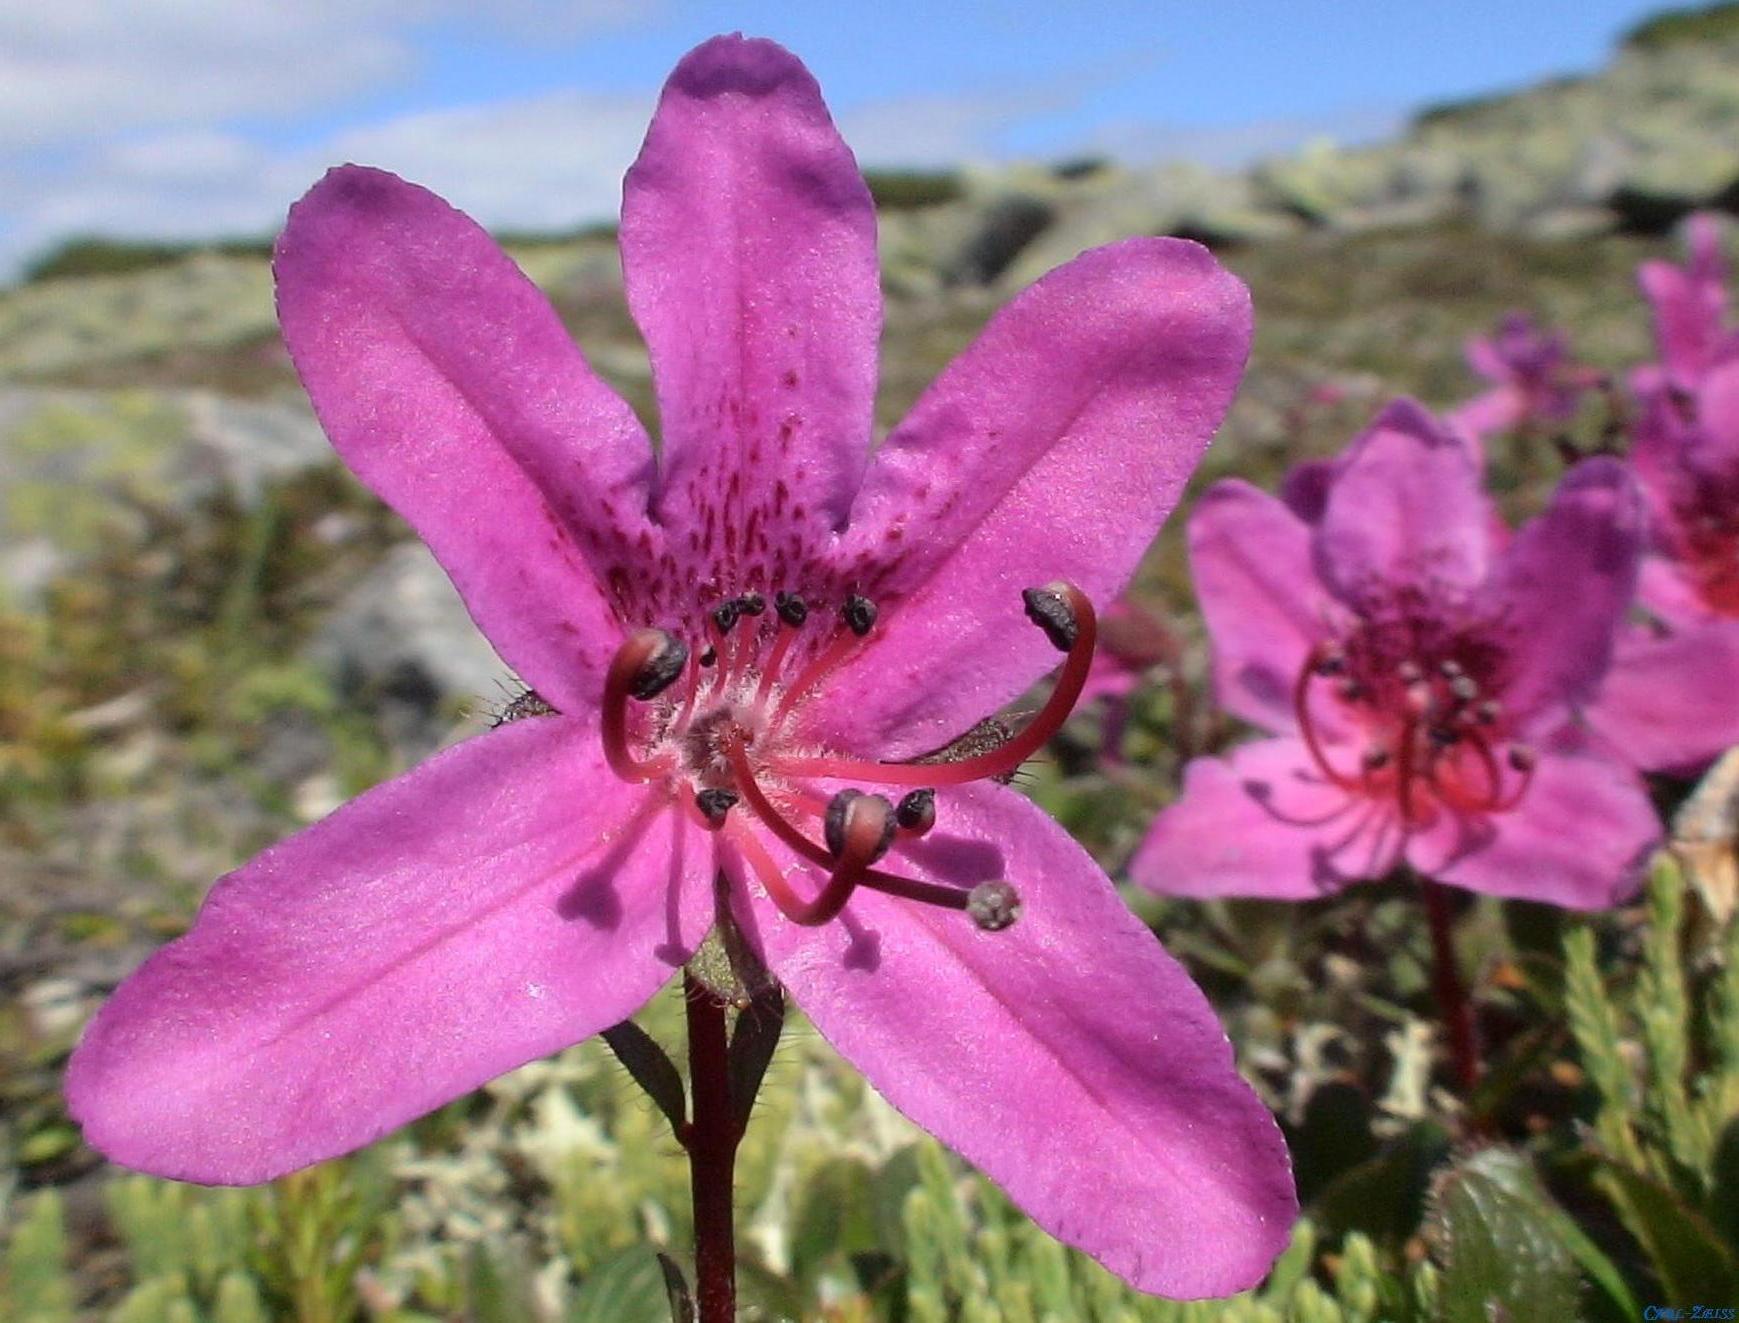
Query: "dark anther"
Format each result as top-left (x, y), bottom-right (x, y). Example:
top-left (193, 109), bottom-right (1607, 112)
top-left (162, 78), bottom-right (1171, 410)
top-left (1335, 679), bottom-right (1364, 702)
top-left (711, 600), bottom-right (741, 634)
top-left (1508, 745), bottom-right (1537, 772)
top-left (738, 592), bottom-right (766, 616)
top-left (1449, 674), bottom-right (1479, 703)
top-left (629, 631), bottom-right (689, 700)
top-left (823, 790), bottom-right (860, 856)
top-left (823, 789), bottom-right (895, 862)
top-left (895, 788), bottom-right (937, 834)
top-left (842, 594), bottom-right (878, 637)
top-left (1361, 747), bottom-right (1390, 771)
top-left (696, 788), bottom-right (739, 829)
top-left (1475, 700), bottom-right (1501, 725)
top-left (967, 880), bottom-right (1022, 932)
top-left (775, 591), bottom-right (808, 627)
top-left (1021, 583), bottom-right (1077, 652)
top-left (699, 646), bottom-right (717, 668)
top-left (1439, 659), bottom-right (1464, 678)
top-left (1314, 652), bottom-right (1346, 676)
top-left (1428, 726), bottom-right (1459, 748)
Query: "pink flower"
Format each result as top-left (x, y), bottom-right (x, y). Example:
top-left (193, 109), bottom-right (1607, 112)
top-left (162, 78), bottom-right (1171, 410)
top-left (1584, 357), bottom-right (1739, 771)
top-left (1077, 599), bottom-right (1178, 762)
top-left (1446, 312), bottom-right (1599, 443)
top-left (65, 37), bottom-right (1295, 1298)
top-left (1637, 213), bottom-right (1734, 393)
top-left (1132, 400), bottom-right (1659, 908)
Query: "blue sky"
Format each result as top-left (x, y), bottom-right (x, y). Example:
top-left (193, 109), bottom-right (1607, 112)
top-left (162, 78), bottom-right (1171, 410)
top-left (0, 0), bottom-right (1686, 277)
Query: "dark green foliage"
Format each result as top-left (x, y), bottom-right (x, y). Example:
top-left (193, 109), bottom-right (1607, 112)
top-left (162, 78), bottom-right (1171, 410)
top-left (1624, 2), bottom-right (1739, 51)
top-left (21, 236), bottom-right (274, 284)
top-left (1431, 1149), bottom-right (1581, 1323)
top-left (861, 169), bottom-right (964, 210)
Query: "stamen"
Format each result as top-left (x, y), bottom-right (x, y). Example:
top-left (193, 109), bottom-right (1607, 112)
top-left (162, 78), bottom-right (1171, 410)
top-left (738, 592), bottom-right (766, 618)
top-left (754, 593), bottom-right (808, 708)
top-left (967, 880), bottom-right (1022, 931)
top-left (696, 788), bottom-right (739, 830)
top-left (722, 732), bottom-right (970, 912)
top-left (771, 583), bottom-right (1099, 787)
top-left (1292, 643), bottom-right (1363, 793)
top-left (711, 600), bottom-right (741, 636)
top-left (842, 594), bottom-right (878, 637)
top-left (824, 790), bottom-right (896, 863)
top-left (895, 788), bottom-right (937, 837)
top-left (769, 595), bottom-right (882, 727)
top-left (1022, 583), bottom-right (1078, 651)
top-left (727, 796), bottom-right (912, 927)
top-left (601, 629), bottom-right (686, 783)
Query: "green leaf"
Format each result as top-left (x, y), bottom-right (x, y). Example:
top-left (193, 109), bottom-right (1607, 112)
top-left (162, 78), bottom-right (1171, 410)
top-left (1710, 1114), bottom-right (1739, 1256)
top-left (601, 1021), bottom-right (687, 1138)
top-left (727, 982), bottom-right (786, 1135)
top-left (568, 1245), bottom-right (684, 1323)
top-left (1291, 1083), bottom-right (1377, 1205)
top-left (1595, 1156), bottom-right (1737, 1303)
top-left (655, 1254), bottom-right (694, 1323)
top-left (1310, 1121), bottom-right (1449, 1247)
top-left (790, 1156), bottom-right (881, 1287)
top-left (1432, 1149), bottom-right (1579, 1323)
top-left (2, 1190), bottom-right (74, 1323)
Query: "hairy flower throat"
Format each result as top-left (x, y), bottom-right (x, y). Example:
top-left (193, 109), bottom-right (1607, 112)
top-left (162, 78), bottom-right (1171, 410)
top-left (600, 583), bottom-right (1098, 929)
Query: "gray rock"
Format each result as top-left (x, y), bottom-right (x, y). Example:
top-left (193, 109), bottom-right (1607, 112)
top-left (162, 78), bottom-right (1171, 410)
top-left (309, 541), bottom-right (508, 733)
top-left (0, 386), bottom-right (332, 606)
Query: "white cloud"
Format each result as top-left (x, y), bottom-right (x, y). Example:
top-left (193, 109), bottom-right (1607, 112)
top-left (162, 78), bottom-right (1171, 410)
top-left (0, 2), bottom-right (406, 151)
top-left (326, 92), bottom-right (658, 232)
top-left (0, 0), bottom-right (662, 276)
top-left (0, 0), bottom-right (647, 152)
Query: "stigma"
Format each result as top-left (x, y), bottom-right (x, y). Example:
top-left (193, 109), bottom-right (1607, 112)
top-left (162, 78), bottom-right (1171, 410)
top-left (600, 583), bottom-right (1098, 931)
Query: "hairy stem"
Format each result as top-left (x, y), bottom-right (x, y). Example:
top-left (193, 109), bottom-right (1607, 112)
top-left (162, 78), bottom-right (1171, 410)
top-left (1419, 876), bottom-right (1481, 1095)
top-left (684, 971), bottom-right (739, 1323)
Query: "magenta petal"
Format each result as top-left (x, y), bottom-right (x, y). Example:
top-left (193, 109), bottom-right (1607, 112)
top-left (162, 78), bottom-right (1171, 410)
top-left (67, 718), bottom-right (709, 1183)
top-left (1640, 214), bottom-right (1728, 390)
top-left (1482, 457), bottom-right (1643, 725)
top-left (1315, 400), bottom-right (1490, 608)
top-left (1693, 356), bottom-right (1739, 465)
top-left (275, 166), bottom-right (659, 710)
top-left (740, 782), bottom-right (1296, 1298)
top-left (1637, 554), bottom-right (1717, 628)
top-left (1406, 746), bottom-right (1658, 908)
top-left (1279, 458), bottom-right (1337, 523)
top-left (1445, 386), bottom-right (1523, 443)
top-left (1584, 621), bottom-right (1739, 774)
top-left (621, 35), bottom-right (880, 557)
top-left (819, 238), bottom-right (1251, 756)
top-left (1131, 739), bottom-right (1400, 900)
top-left (1190, 481), bottom-right (1330, 733)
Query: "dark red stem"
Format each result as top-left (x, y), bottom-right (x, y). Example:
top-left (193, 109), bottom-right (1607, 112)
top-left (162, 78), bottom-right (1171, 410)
top-left (684, 971), bottom-right (740, 1323)
top-left (1419, 877), bottom-right (1481, 1094)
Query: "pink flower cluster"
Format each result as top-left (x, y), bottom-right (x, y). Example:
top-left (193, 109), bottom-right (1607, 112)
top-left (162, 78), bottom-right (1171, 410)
top-left (1136, 213), bottom-right (1739, 910)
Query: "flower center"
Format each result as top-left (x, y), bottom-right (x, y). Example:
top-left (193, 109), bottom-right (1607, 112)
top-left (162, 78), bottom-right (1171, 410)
top-left (1670, 474), bottom-right (1739, 616)
top-left (1292, 614), bottom-right (1534, 829)
top-left (599, 582), bottom-right (1098, 930)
